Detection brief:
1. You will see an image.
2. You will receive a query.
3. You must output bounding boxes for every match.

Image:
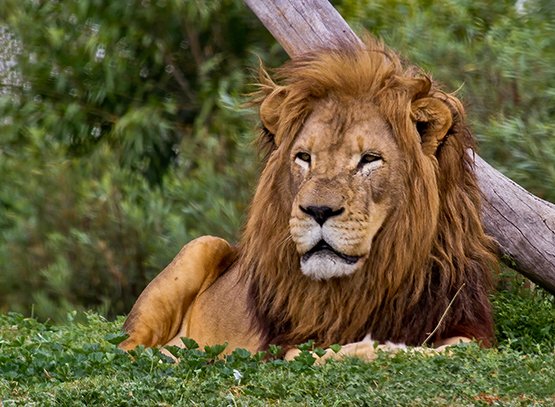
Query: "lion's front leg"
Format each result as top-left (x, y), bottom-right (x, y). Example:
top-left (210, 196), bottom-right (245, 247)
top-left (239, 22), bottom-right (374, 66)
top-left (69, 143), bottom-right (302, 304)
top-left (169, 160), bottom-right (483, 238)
top-left (433, 336), bottom-right (471, 352)
top-left (284, 335), bottom-right (472, 364)
top-left (119, 236), bottom-right (235, 351)
top-left (283, 336), bottom-right (388, 364)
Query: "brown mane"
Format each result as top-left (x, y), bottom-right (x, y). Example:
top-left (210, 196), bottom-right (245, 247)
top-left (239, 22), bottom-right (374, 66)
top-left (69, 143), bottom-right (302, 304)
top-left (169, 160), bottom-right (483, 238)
top-left (239, 38), bottom-right (497, 349)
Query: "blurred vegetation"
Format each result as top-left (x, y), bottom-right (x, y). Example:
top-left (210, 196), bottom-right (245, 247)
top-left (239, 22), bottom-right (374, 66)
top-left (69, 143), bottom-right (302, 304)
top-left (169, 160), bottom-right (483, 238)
top-left (0, 0), bottom-right (554, 321)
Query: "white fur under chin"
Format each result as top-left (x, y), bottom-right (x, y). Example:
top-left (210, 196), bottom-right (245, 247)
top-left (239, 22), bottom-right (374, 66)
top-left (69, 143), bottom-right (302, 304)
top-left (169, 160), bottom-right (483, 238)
top-left (300, 252), bottom-right (361, 280)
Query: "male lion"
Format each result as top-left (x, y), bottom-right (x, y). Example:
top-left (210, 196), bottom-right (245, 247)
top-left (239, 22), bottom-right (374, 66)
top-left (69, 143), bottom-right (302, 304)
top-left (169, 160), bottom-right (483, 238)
top-left (121, 39), bottom-right (497, 361)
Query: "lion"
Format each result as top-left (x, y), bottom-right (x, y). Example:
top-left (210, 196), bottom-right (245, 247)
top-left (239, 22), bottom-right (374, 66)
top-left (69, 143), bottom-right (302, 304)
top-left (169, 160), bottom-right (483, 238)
top-left (120, 38), bottom-right (497, 361)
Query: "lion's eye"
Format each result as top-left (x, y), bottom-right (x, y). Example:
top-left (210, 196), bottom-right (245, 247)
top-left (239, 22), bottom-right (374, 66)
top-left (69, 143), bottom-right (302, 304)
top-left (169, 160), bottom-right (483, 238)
top-left (358, 153), bottom-right (383, 174)
top-left (294, 151), bottom-right (311, 171)
top-left (296, 152), bottom-right (311, 163)
top-left (360, 153), bottom-right (381, 164)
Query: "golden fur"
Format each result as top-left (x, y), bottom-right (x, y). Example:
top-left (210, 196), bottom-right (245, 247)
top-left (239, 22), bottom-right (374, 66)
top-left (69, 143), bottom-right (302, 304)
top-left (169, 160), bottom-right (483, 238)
top-left (122, 38), bottom-right (497, 355)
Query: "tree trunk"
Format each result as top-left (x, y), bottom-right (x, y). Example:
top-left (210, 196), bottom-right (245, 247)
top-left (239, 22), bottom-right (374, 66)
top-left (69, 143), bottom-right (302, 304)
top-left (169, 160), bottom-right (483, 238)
top-left (244, 0), bottom-right (555, 295)
top-left (474, 155), bottom-right (555, 292)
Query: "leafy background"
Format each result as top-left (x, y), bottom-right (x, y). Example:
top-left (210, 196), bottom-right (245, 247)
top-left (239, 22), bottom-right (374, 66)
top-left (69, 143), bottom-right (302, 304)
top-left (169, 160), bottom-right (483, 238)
top-left (0, 0), bottom-right (554, 324)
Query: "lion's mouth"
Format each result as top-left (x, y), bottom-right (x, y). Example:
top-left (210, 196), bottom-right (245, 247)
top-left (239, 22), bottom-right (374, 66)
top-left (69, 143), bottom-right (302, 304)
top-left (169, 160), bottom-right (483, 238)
top-left (302, 240), bottom-right (361, 265)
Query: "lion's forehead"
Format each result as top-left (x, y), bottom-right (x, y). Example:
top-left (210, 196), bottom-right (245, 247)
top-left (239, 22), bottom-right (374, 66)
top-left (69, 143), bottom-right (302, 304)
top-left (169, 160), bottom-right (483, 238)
top-left (294, 98), bottom-right (397, 162)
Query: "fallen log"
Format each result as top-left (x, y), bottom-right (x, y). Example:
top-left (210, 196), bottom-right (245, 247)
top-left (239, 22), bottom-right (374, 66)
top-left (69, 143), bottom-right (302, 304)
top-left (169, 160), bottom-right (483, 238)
top-left (244, 0), bottom-right (555, 294)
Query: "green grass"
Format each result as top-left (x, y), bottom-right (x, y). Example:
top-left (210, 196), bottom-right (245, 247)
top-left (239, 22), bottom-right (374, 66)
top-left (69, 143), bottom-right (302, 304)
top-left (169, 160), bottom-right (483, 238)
top-left (1, 286), bottom-right (554, 406)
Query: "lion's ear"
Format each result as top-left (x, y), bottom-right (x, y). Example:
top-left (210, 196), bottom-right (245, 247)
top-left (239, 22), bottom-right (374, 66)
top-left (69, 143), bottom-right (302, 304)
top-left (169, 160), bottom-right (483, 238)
top-left (260, 86), bottom-right (287, 138)
top-left (411, 97), bottom-right (453, 155)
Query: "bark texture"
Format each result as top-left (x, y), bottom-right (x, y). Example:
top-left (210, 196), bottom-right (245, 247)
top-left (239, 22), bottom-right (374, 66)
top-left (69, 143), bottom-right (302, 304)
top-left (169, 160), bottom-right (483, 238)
top-left (244, 0), bottom-right (555, 294)
top-left (474, 155), bottom-right (555, 292)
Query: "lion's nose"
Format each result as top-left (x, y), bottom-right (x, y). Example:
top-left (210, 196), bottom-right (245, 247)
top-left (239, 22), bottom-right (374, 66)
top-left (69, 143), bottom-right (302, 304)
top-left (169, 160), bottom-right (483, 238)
top-left (300, 205), bottom-right (344, 226)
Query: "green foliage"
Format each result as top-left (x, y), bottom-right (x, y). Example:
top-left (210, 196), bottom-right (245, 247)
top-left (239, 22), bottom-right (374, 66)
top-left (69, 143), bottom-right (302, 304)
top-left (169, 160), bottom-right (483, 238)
top-left (0, 0), bottom-right (283, 181)
top-left (493, 269), bottom-right (555, 353)
top-left (0, 140), bottom-right (256, 320)
top-left (0, 0), bottom-right (554, 321)
top-left (0, 0), bottom-right (284, 319)
top-left (1, 304), bottom-right (554, 406)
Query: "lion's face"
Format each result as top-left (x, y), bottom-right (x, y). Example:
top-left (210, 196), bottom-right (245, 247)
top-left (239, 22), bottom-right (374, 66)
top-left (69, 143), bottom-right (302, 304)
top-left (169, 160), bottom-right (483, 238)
top-left (288, 98), bottom-right (403, 280)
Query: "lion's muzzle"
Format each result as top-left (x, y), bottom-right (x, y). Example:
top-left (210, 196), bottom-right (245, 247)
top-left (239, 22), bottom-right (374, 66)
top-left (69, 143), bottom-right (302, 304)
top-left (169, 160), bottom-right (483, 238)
top-left (290, 195), bottom-right (372, 280)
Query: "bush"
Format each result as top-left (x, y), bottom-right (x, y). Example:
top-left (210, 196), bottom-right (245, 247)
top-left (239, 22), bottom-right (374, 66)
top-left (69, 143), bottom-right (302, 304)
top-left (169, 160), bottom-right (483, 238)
top-left (493, 268), bottom-right (555, 353)
top-left (0, 0), bottom-right (282, 319)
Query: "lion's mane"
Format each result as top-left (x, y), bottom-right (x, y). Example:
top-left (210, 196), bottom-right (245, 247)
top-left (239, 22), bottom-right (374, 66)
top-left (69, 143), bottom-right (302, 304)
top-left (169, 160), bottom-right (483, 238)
top-left (238, 38), bottom-right (497, 349)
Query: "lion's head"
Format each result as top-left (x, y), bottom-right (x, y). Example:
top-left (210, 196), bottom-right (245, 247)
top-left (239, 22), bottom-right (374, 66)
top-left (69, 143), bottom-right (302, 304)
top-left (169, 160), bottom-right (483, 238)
top-left (239, 38), bottom-right (497, 349)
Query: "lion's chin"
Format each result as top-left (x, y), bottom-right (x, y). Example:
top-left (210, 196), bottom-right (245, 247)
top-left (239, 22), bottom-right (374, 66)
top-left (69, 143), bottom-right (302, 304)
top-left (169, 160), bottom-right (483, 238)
top-left (300, 252), bottom-right (363, 280)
